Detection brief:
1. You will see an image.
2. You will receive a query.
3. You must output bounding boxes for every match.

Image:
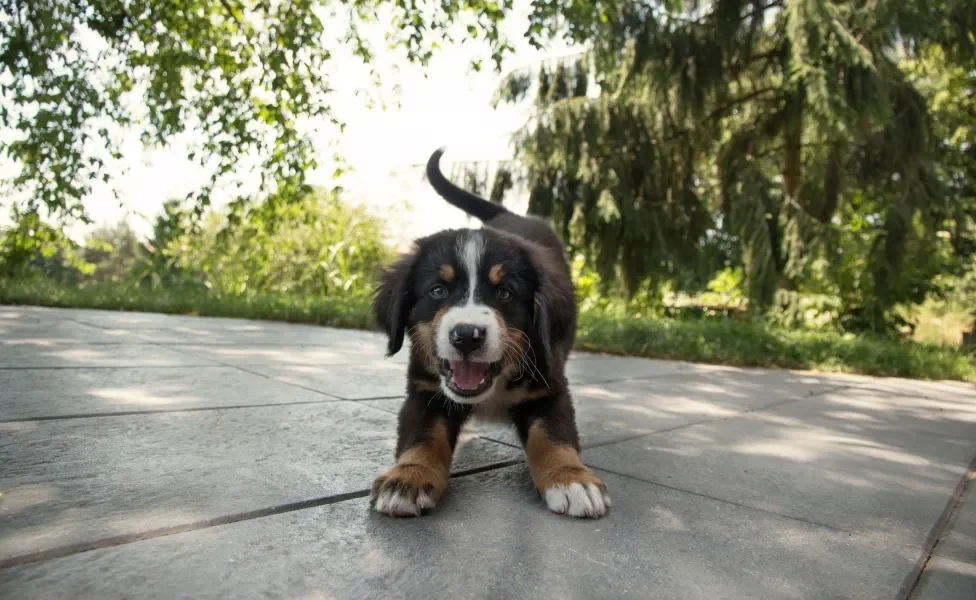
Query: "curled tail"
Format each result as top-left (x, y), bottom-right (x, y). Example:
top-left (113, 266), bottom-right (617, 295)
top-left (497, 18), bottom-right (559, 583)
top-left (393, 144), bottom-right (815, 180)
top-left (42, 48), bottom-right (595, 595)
top-left (426, 148), bottom-right (507, 222)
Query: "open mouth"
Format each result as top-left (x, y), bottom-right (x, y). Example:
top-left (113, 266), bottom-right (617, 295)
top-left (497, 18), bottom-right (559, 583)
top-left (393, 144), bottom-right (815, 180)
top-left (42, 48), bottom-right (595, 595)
top-left (440, 359), bottom-right (502, 398)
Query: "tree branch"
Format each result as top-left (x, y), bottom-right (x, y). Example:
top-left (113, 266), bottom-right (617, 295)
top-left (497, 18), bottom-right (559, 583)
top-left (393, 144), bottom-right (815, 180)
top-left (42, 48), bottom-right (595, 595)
top-left (219, 0), bottom-right (247, 34)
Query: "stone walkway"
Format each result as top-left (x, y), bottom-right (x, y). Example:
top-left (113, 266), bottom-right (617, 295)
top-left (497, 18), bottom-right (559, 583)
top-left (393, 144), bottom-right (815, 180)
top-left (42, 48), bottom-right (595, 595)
top-left (1, 306), bottom-right (974, 599)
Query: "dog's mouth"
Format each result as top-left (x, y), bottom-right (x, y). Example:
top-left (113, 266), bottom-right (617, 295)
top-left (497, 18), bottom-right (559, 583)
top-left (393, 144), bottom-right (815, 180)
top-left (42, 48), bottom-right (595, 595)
top-left (440, 359), bottom-right (501, 397)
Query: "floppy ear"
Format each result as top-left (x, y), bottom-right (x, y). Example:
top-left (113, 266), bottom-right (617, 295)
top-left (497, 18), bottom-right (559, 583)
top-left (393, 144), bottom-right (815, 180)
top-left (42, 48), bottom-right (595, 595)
top-left (531, 253), bottom-right (576, 375)
top-left (372, 250), bottom-right (417, 356)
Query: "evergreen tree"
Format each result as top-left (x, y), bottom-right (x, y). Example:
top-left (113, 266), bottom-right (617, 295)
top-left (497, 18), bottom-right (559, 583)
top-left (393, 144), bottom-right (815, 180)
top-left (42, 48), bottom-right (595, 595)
top-left (484, 0), bottom-right (976, 328)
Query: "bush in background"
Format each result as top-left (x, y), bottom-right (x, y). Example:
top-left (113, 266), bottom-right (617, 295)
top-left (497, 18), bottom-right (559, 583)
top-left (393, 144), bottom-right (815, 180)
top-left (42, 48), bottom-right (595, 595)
top-left (1, 189), bottom-right (394, 302)
top-left (160, 190), bottom-right (393, 299)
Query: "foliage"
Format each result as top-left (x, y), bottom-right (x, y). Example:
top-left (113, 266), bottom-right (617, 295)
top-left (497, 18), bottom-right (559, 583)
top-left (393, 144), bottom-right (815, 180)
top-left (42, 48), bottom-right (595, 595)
top-left (83, 221), bottom-right (146, 283)
top-left (165, 189), bottom-right (394, 298)
top-left (698, 267), bottom-right (746, 307)
top-left (0, 275), bottom-right (375, 329)
top-left (1, 187), bottom-right (393, 299)
top-left (474, 0), bottom-right (976, 333)
top-left (575, 311), bottom-right (976, 382)
top-left (4, 274), bottom-right (973, 381)
top-left (0, 0), bottom-right (528, 223)
top-left (571, 254), bottom-right (668, 318)
top-left (903, 298), bottom-right (974, 347)
top-left (0, 207), bottom-right (93, 280)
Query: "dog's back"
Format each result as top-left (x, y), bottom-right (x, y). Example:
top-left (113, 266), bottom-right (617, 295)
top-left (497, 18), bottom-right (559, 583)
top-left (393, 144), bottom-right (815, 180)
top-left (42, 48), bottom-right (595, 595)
top-left (425, 149), bottom-right (565, 253)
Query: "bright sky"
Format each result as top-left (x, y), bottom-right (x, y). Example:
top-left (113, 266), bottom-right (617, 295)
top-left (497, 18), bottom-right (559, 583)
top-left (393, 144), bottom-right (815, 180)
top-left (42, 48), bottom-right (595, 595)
top-left (7, 2), bottom-right (577, 246)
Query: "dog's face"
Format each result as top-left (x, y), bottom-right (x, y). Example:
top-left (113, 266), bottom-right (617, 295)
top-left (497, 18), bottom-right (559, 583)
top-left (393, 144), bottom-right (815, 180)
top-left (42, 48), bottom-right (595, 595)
top-left (374, 228), bottom-right (567, 404)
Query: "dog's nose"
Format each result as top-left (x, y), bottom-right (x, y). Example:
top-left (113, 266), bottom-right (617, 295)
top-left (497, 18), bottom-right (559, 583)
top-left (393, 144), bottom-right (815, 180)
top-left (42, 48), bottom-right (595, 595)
top-left (450, 324), bottom-right (486, 357)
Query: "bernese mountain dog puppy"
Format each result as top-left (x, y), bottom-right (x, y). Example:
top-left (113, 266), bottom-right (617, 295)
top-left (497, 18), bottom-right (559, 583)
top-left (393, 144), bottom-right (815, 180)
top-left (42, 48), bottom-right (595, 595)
top-left (369, 148), bottom-right (610, 519)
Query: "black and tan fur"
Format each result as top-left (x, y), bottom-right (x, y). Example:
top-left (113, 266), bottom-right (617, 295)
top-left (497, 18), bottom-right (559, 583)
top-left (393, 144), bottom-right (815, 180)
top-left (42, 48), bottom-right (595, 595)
top-left (370, 148), bottom-right (610, 518)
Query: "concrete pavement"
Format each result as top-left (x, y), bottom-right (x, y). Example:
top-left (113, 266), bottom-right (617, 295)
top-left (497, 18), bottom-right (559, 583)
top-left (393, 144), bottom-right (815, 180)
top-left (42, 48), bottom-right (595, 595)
top-left (1, 306), bottom-right (974, 599)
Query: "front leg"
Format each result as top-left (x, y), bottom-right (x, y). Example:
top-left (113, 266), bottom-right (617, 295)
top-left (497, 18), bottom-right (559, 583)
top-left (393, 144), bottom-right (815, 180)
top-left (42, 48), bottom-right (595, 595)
top-left (371, 388), bottom-right (468, 517)
top-left (512, 395), bottom-right (611, 518)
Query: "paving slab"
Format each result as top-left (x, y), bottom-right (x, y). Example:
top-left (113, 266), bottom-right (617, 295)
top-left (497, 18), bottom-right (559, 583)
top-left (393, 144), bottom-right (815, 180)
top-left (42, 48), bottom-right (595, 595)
top-left (364, 367), bottom-right (837, 450)
top-left (55, 305), bottom-right (388, 346)
top-left (246, 361), bottom-right (409, 399)
top-left (206, 348), bottom-right (699, 401)
top-left (179, 340), bottom-right (410, 369)
top-left (141, 322), bottom-right (391, 348)
top-left (0, 342), bottom-right (215, 369)
top-left (0, 366), bottom-right (342, 421)
top-left (0, 402), bottom-right (519, 564)
top-left (0, 306), bottom-right (174, 345)
top-left (2, 306), bottom-right (974, 599)
top-left (0, 315), bottom-right (133, 346)
top-left (5, 306), bottom-right (398, 355)
top-left (912, 471), bottom-right (976, 599)
top-left (582, 388), bottom-right (976, 548)
top-left (913, 557), bottom-right (976, 600)
top-left (936, 477), bottom-right (976, 564)
top-left (0, 465), bottom-right (921, 600)
top-left (566, 353), bottom-right (693, 384)
top-left (359, 399), bottom-right (524, 447)
top-left (36, 307), bottom-right (272, 333)
top-left (811, 370), bottom-right (976, 404)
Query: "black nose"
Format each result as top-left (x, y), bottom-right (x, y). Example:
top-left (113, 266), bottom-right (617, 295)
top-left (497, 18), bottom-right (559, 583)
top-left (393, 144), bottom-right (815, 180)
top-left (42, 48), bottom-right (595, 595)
top-left (450, 324), bottom-right (486, 357)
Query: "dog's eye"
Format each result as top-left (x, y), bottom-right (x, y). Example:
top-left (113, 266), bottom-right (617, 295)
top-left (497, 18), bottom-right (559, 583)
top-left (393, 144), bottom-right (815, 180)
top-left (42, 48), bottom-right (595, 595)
top-left (429, 284), bottom-right (448, 299)
top-left (496, 287), bottom-right (513, 302)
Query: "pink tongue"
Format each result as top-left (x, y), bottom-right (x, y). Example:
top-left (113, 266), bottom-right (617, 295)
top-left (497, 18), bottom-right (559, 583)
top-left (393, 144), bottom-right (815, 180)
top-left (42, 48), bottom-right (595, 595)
top-left (450, 360), bottom-right (489, 390)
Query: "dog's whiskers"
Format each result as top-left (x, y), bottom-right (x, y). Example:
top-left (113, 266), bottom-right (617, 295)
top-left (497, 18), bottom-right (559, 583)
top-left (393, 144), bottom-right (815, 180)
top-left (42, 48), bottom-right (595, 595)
top-left (508, 329), bottom-right (550, 389)
top-left (502, 339), bottom-right (529, 380)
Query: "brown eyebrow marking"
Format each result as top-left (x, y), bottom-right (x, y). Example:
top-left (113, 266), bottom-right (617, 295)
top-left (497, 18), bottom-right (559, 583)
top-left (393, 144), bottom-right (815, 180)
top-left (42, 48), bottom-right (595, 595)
top-left (439, 264), bottom-right (455, 281)
top-left (489, 264), bottom-right (505, 285)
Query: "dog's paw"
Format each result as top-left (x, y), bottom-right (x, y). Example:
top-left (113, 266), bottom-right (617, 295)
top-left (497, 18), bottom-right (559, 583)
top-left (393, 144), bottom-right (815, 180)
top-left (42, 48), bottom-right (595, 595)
top-left (543, 478), bottom-right (611, 518)
top-left (370, 465), bottom-right (445, 517)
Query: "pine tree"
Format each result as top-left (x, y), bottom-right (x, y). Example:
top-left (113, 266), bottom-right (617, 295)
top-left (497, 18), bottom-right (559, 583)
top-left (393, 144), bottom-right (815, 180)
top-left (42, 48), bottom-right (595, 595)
top-left (481, 0), bottom-right (976, 329)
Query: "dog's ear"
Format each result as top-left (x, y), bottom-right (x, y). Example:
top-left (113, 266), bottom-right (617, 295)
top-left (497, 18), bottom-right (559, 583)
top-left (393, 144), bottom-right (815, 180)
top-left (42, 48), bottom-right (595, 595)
top-left (373, 249), bottom-right (418, 356)
top-left (531, 252), bottom-right (576, 375)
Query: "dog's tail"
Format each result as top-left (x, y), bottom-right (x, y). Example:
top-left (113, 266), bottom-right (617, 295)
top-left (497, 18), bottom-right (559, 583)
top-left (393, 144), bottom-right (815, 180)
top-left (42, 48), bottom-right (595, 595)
top-left (426, 148), bottom-right (507, 222)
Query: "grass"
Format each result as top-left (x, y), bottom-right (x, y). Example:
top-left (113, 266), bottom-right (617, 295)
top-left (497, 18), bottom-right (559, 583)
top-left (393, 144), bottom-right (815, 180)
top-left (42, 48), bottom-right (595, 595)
top-left (576, 314), bottom-right (975, 382)
top-left (3, 277), bottom-right (974, 382)
top-left (0, 277), bottom-right (374, 330)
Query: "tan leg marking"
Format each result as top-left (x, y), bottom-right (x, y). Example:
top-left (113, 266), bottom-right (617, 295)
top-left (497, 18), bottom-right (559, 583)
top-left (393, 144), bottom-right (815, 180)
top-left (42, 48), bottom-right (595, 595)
top-left (372, 421), bottom-right (453, 517)
top-left (525, 422), bottom-right (611, 518)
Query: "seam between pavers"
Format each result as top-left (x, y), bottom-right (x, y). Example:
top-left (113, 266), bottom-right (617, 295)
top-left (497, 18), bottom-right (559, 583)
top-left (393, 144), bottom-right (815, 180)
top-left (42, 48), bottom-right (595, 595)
top-left (586, 464), bottom-right (852, 533)
top-left (352, 401), bottom-right (528, 455)
top-left (0, 458), bottom-right (523, 570)
top-left (155, 343), bottom-right (349, 403)
top-left (0, 398), bottom-right (352, 424)
top-left (0, 394), bottom-right (406, 424)
top-left (580, 384), bottom-right (848, 452)
top-left (900, 451), bottom-right (976, 600)
top-left (60, 315), bottom-right (229, 367)
top-left (478, 435), bottom-right (522, 450)
top-left (175, 347), bottom-right (696, 402)
top-left (0, 364), bottom-right (229, 371)
top-left (57, 312), bottom-right (765, 393)
top-left (355, 387), bottom-right (845, 451)
top-left (1, 341), bottom-right (161, 346)
top-left (844, 385), bottom-right (976, 402)
top-left (572, 371), bottom-right (698, 387)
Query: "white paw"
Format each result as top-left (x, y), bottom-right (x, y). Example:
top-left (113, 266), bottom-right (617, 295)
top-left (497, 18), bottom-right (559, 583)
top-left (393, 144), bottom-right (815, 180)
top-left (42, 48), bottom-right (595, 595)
top-left (544, 483), bottom-right (611, 518)
top-left (372, 487), bottom-right (436, 517)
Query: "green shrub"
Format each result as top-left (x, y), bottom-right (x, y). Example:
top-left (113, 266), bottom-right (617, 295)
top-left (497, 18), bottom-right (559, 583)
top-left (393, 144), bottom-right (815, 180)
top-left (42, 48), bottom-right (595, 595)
top-left (172, 191), bottom-right (393, 299)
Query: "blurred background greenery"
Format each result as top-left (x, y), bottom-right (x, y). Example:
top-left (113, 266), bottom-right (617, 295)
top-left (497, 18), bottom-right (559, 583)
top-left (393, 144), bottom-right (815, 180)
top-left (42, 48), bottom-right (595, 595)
top-left (1, 0), bottom-right (974, 380)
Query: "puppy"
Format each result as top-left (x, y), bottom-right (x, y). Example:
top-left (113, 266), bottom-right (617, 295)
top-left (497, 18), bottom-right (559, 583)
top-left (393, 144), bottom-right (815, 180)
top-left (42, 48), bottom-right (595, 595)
top-left (369, 148), bottom-right (610, 518)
